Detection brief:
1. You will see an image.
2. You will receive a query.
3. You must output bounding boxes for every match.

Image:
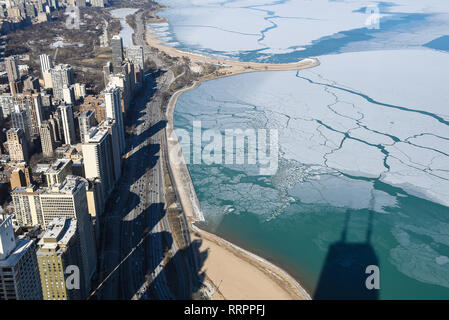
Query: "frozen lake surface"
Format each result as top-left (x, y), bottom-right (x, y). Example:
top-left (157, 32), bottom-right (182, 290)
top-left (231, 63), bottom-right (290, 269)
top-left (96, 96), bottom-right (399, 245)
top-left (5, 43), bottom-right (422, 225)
top-left (153, 0), bottom-right (449, 298)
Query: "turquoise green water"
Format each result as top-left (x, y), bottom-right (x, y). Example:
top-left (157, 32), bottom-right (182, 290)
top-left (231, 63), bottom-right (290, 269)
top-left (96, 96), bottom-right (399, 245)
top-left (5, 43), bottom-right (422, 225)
top-left (173, 73), bottom-right (449, 299)
top-left (164, 0), bottom-right (449, 299)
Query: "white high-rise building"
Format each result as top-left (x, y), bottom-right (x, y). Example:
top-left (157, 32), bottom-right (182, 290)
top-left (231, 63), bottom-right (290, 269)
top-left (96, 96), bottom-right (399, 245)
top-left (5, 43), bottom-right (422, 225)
top-left (51, 64), bottom-right (73, 100)
top-left (12, 185), bottom-right (44, 226)
top-left (111, 35), bottom-right (124, 68)
top-left (126, 46), bottom-right (144, 84)
top-left (62, 86), bottom-right (75, 104)
top-left (79, 110), bottom-right (96, 143)
top-left (39, 54), bottom-right (53, 74)
top-left (82, 127), bottom-right (114, 198)
top-left (59, 104), bottom-right (76, 145)
top-left (0, 215), bottom-right (42, 300)
top-left (104, 84), bottom-right (125, 155)
top-left (99, 119), bottom-right (121, 183)
top-left (32, 93), bottom-right (44, 129)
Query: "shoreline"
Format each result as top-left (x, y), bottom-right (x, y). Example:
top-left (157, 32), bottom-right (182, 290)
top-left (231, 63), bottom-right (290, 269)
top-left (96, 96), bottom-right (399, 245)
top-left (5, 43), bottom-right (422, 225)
top-left (150, 11), bottom-right (319, 300)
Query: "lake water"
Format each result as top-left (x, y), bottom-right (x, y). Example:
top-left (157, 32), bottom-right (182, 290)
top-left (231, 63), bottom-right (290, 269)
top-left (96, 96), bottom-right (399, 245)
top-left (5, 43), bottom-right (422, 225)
top-left (153, 0), bottom-right (449, 299)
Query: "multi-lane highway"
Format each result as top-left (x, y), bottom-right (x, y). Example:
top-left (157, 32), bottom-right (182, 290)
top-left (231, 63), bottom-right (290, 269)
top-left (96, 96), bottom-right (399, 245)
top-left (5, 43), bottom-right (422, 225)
top-left (91, 9), bottom-right (203, 300)
top-left (93, 53), bottom-right (179, 300)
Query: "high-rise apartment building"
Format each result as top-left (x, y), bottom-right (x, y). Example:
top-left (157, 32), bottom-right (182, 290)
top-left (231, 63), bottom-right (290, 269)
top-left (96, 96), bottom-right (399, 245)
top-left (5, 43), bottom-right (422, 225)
top-left (11, 109), bottom-right (31, 141)
top-left (0, 94), bottom-right (15, 117)
top-left (126, 46), bottom-right (144, 84)
top-left (39, 54), bottom-right (53, 74)
top-left (6, 128), bottom-right (29, 163)
top-left (10, 163), bottom-right (32, 190)
top-left (79, 110), bottom-right (97, 143)
top-left (39, 176), bottom-right (96, 294)
top-left (45, 159), bottom-right (72, 187)
top-left (37, 217), bottom-right (86, 300)
top-left (51, 64), bottom-right (74, 100)
top-left (49, 112), bottom-right (63, 143)
top-left (59, 104), bottom-right (76, 146)
top-left (99, 119), bottom-right (121, 183)
top-left (82, 127), bottom-right (114, 198)
top-left (5, 56), bottom-right (20, 83)
top-left (104, 84), bottom-right (125, 155)
top-left (111, 35), bottom-right (124, 69)
top-left (90, 0), bottom-right (104, 7)
top-left (126, 46), bottom-right (144, 69)
top-left (11, 185), bottom-right (44, 226)
top-left (40, 121), bottom-right (56, 158)
top-left (0, 215), bottom-right (42, 300)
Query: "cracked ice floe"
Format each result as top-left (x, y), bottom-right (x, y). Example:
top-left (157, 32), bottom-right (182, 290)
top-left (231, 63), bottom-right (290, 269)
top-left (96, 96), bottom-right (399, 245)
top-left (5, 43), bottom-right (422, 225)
top-left (391, 227), bottom-right (449, 289)
top-left (155, 0), bottom-right (449, 59)
top-left (289, 173), bottom-right (397, 214)
top-left (175, 48), bottom-right (449, 208)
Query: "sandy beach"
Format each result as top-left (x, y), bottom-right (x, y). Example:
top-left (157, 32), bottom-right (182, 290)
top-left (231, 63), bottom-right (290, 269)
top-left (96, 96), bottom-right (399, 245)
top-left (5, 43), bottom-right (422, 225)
top-left (150, 15), bottom-right (318, 300)
top-left (146, 28), bottom-right (320, 77)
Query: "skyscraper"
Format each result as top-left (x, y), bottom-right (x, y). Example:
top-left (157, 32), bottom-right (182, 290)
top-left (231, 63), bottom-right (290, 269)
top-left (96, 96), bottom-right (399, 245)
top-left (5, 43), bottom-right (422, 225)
top-left (79, 110), bottom-right (97, 143)
top-left (6, 128), bottom-right (29, 163)
top-left (39, 176), bottom-right (97, 293)
top-left (111, 35), bottom-right (124, 69)
top-left (82, 127), bottom-right (114, 198)
top-left (28, 93), bottom-right (44, 136)
top-left (126, 45), bottom-right (144, 84)
top-left (0, 215), bottom-right (43, 300)
top-left (104, 84), bottom-right (125, 155)
top-left (39, 54), bottom-right (53, 75)
top-left (59, 104), bottom-right (76, 145)
top-left (37, 217), bottom-right (86, 300)
top-left (45, 159), bottom-right (72, 187)
top-left (11, 109), bottom-right (31, 141)
top-left (126, 46), bottom-right (144, 69)
top-left (10, 163), bottom-right (32, 190)
top-left (0, 94), bottom-right (15, 117)
top-left (12, 185), bottom-right (44, 226)
top-left (51, 64), bottom-right (74, 100)
top-left (99, 119), bottom-right (121, 183)
top-left (5, 56), bottom-right (20, 83)
top-left (40, 121), bottom-right (56, 158)
top-left (49, 112), bottom-right (63, 143)
top-left (90, 0), bottom-right (104, 7)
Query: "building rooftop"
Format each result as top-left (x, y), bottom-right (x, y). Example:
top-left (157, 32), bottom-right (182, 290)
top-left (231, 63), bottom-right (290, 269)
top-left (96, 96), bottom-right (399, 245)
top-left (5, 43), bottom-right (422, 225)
top-left (11, 185), bottom-right (42, 195)
top-left (37, 217), bottom-right (76, 254)
top-left (45, 175), bottom-right (87, 195)
top-left (81, 110), bottom-right (94, 118)
top-left (86, 127), bottom-right (108, 143)
top-left (0, 238), bottom-right (34, 267)
top-left (46, 159), bottom-right (71, 175)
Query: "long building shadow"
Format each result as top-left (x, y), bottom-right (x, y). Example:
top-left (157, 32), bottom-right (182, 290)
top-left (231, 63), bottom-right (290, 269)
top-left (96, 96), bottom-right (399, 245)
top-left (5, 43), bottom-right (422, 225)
top-left (126, 143), bottom-right (160, 183)
top-left (92, 203), bottom-right (167, 300)
top-left (313, 210), bottom-right (379, 300)
top-left (119, 231), bottom-right (173, 300)
top-left (127, 120), bottom-right (167, 150)
top-left (143, 238), bottom-right (208, 300)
